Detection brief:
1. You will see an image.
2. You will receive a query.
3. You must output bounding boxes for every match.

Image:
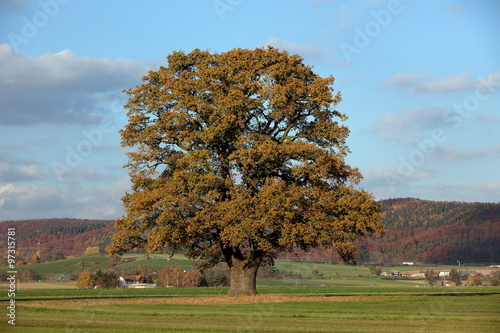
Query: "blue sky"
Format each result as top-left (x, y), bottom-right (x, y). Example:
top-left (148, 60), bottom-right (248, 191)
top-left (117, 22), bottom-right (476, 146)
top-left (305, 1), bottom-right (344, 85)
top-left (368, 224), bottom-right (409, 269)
top-left (0, 0), bottom-right (499, 220)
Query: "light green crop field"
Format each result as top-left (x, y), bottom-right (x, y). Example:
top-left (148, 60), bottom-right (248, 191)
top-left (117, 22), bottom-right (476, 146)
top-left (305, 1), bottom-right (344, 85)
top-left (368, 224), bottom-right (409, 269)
top-left (273, 260), bottom-right (371, 276)
top-left (257, 277), bottom-right (419, 287)
top-left (2, 287), bottom-right (499, 332)
top-left (0, 254), bottom-right (197, 278)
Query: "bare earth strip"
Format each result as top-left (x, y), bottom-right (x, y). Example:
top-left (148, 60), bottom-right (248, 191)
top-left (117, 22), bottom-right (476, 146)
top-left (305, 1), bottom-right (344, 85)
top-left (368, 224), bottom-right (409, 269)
top-left (0, 281), bottom-right (77, 289)
top-left (21, 295), bottom-right (386, 308)
top-left (401, 269), bottom-right (497, 275)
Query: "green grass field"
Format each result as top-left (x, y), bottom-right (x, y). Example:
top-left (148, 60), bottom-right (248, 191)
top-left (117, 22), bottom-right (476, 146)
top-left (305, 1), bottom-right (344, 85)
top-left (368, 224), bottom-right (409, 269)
top-left (10, 285), bottom-right (500, 297)
top-left (0, 254), bottom-right (197, 278)
top-left (257, 277), bottom-right (420, 287)
top-left (273, 260), bottom-right (371, 276)
top-left (3, 287), bottom-right (499, 332)
top-left (2, 254), bottom-right (493, 289)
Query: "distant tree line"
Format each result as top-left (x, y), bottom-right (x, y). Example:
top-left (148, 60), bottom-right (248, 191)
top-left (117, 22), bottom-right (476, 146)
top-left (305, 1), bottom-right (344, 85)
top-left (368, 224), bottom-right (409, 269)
top-left (358, 198), bottom-right (500, 264)
top-left (1, 198), bottom-right (499, 266)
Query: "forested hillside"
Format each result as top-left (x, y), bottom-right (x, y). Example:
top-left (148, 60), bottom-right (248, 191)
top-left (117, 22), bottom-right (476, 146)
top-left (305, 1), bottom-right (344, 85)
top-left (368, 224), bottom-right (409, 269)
top-left (357, 198), bottom-right (500, 264)
top-left (1, 198), bottom-right (499, 265)
top-left (0, 219), bottom-right (114, 264)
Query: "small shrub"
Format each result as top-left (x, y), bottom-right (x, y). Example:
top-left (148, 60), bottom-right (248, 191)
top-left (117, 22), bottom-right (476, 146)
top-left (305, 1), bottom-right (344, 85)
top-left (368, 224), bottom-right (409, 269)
top-left (84, 246), bottom-right (100, 256)
top-left (201, 270), bottom-right (228, 287)
top-left (182, 271), bottom-right (201, 287)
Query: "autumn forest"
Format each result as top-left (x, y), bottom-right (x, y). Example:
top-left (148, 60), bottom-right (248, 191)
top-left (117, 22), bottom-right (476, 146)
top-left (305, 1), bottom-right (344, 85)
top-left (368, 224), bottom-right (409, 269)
top-left (1, 198), bottom-right (498, 266)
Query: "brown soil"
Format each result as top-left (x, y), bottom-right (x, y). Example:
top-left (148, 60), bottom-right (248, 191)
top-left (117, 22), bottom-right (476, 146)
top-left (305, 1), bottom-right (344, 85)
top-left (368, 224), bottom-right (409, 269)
top-left (20, 294), bottom-right (388, 308)
top-left (401, 269), bottom-right (497, 275)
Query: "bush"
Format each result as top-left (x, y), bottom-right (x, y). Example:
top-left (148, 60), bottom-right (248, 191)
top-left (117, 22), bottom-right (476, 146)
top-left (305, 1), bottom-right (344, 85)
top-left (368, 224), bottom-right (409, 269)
top-left (69, 270), bottom-right (81, 281)
top-left (311, 270), bottom-right (324, 278)
top-left (20, 268), bottom-right (41, 281)
top-left (157, 266), bottom-right (174, 287)
top-left (83, 246), bottom-right (100, 256)
top-left (157, 267), bottom-right (184, 287)
top-left (0, 271), bottom-right (10, 281)
top-left (171, 267), bottom-right (184, 287)
top-left (94, 270), bottom-right (119, 289)
top-left (49, 252), bottom-right (66, 261)
top-left (257, 266), bottom-right (282, 279)
top-left (201, 270), bottom-right (228, 287)
top-left (136, 265), bottom-right (155, 283)
top-left (182, 271), bottom-right (201, 287)
top-left (77, 269), bottom-right (93, 289)
top-left (465, 275), bottom-right (482, 286)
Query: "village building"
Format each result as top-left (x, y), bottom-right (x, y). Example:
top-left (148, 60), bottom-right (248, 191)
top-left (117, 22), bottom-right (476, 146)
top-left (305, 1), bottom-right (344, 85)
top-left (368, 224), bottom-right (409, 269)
top-left (118, 275), bottom-right (156, 288)
top-left (381, 270), bottom-right (401, 277)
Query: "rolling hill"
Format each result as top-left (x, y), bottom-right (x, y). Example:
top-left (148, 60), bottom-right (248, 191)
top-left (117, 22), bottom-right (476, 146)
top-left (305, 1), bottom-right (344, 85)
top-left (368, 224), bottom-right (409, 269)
top-left (1, 198), bottom-right (499, 266)
top-left (0, 218), bottom-right (114, 264)
top-left (357, 198), bottom-right (500, 264)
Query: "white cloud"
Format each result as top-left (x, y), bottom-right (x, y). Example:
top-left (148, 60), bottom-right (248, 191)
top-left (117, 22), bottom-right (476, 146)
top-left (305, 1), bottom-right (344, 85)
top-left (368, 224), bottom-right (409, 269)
top-left (265, 37), bottom-right (332, 62)
top-left (0, 177), bottom-right (130, 220)
top-left (0, 44), bottom-right (153, 125)
top-left (415, 73), bottom-right (473, 93)
top-left (370, 108), bottom-right (446, 143)
top-left (361, 167), bottom-right (500, 203)
top-left (0, 149), bottom-right (45, 182)
top-left (472, 182), bottom-right (500, 196)
top-left (360, 167), bottom-right (436, 200)
top-left (386, 73), bottom-right (425, 87)
top-left (428, 144), bottom-right (500, 162)
top-left (475, 115), bottom-right (500, 123)
top-left (386, 71), bottom-right (500, 94)
top-left (423, 182), bottom-right (500, 203)
top-left (0, 162), bottom-right (44, 182)
top-left (336, 5), bottom-right (357, 31)
top-left (472, 71), bottom-right (500, 92)
top-left (0, 183), bottom-right (14, 206)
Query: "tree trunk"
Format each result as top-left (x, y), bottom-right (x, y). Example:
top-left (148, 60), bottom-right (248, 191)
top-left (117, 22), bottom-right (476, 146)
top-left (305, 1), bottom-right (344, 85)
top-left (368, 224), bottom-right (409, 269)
top-left (227, 256), bottom-right (260, 296)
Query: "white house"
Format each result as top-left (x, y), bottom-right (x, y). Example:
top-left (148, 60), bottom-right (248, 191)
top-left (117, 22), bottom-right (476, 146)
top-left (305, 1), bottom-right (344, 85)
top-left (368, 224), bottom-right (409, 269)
top-left (381, 270), bottom-right (401, 277)
top-left (118, 275), bottom-right (156, 288)
top-left (409, 273), bottom-right (425, 278)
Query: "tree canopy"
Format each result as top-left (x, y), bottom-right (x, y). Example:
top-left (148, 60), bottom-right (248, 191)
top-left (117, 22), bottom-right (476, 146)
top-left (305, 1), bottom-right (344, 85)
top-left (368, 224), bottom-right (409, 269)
top-left (108, 47), bottom-right (384, 295)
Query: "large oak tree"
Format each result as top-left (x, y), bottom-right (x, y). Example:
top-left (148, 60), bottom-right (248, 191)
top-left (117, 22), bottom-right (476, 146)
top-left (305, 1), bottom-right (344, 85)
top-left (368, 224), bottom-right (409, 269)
top-left (108, 47), bottom-right (384, 296)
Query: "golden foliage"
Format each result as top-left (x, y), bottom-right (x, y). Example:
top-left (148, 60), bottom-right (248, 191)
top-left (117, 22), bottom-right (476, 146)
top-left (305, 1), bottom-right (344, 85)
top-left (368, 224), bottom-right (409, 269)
top-left (76, 268), bottom-right (93, 289)
top-left (108, 47), bottom-right (384, 272)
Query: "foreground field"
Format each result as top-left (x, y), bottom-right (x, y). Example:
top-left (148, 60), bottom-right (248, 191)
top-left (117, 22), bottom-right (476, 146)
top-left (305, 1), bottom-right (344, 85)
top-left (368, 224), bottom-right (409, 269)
top-left (3, 287), bottom-right (499, 332)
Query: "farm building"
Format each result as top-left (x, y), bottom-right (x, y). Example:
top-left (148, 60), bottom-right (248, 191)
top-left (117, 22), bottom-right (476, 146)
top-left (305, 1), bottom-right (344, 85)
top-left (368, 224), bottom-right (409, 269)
top-left (381, 270), bottom-right (401, 277)
top-left (118, 275), bottom-right (156, 288)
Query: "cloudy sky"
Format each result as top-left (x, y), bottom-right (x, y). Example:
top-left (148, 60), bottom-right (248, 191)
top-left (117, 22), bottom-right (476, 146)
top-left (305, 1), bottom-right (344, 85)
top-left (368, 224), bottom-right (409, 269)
top-left (1, 0), bottom-right (499, 221)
